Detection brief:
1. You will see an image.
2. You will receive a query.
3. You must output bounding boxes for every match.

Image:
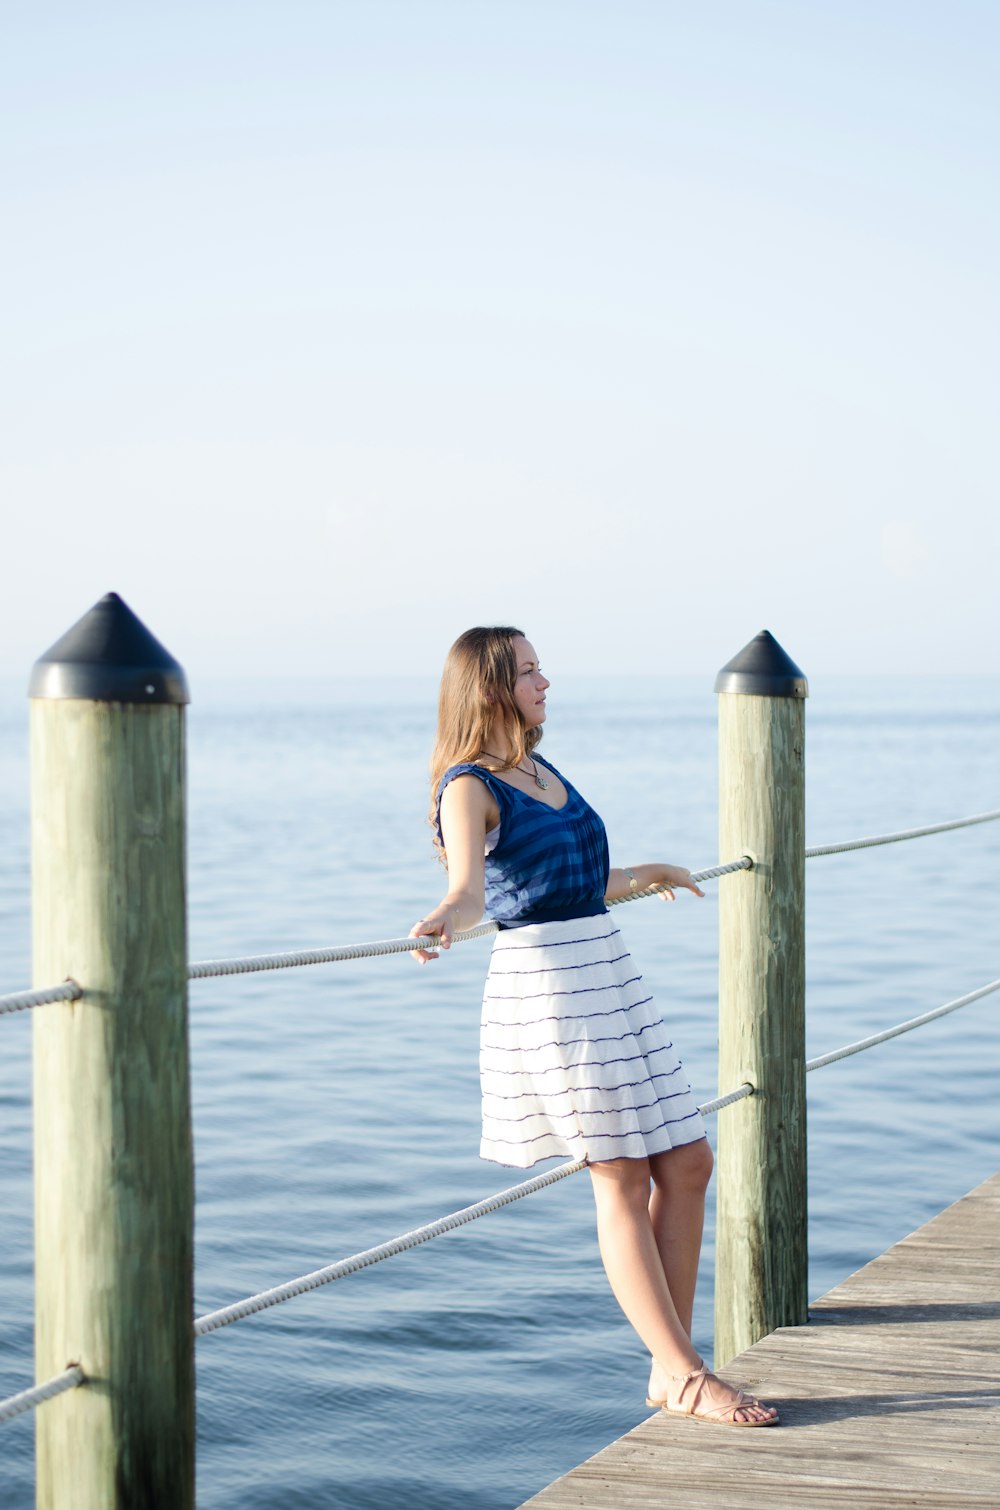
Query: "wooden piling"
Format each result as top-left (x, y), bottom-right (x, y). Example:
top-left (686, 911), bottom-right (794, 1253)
top-left (714, 630), bottom-right (808, 1368)
top-left (30, 594), bottom-right (194, 1510)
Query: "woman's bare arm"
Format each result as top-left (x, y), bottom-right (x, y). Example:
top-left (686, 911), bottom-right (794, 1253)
top-left (605, 863), bottom-right (705, 902)
top-left (409, 775), bottom-right (495, 961)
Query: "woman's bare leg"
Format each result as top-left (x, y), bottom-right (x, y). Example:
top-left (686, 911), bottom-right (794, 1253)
top-left (589, 1155), bottom-right (702, 1377)
top-left (589, 1144), bottom-right (777, 1423)
top-left (645, 1139), bottom-right (712, 1396)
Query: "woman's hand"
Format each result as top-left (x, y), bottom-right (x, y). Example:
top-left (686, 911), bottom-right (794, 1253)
top-left (408, 902), bottom-right (463, 963)
top-left (605, 863), bottom-right (706, 903)
top-left (655, 864), bottom-right (705, 902)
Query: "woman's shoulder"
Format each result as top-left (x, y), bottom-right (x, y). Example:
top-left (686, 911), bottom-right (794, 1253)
top-left (435, 765), bottom-right (505, 840)
top-left (437, 763), bottom-right (507, 799)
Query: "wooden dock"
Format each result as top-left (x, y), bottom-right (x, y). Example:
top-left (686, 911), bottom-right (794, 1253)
top-left (521, 1170), bottom-right (1000, 1508)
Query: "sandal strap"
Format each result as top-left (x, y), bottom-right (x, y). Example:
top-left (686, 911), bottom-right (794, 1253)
top-left (670, 1366), bottom-right (754, 1421)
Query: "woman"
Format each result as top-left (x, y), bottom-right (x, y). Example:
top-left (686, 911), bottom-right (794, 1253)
top-left (410, 627), bottom-right (778, 1427)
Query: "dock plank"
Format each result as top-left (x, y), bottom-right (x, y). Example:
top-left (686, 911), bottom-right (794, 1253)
top-left (520, 1172), bottom-right (1000, 1508)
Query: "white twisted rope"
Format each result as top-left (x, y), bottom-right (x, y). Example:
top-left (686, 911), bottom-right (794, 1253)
top-left (194, 1157), bottom-right (588, 1335)
top-left (703, 979), bottom-right (1000, 1117)
top-left (194, 1075), bottom-right (757, 1337)
top-left (805, 808), bottom-right (1000, 858)
top-left (0, 980), bottom-right (82, 1017)
top-left (806, 977), bottom-right (1000, 1072)
top-left (0, 1365), bottom-right (84, 1425)
top-left (187, 923), bottom-right (500, 980)
top-left (18, 979), bottom-right (987, 1351)
top-left (2, 835), bottom-right (994, 1385)
top-left (187, 860), bottom-right (753, 981)
top-left (8, 810), bottom-right (997, 1001)
top-left (699, 1083), bottom-right (754, 1115)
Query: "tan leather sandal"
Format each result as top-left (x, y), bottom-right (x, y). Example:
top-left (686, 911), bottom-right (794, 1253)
top-left (646, 1364), bottom-right (779, 1426)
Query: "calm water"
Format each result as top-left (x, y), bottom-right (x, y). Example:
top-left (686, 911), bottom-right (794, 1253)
top-left (1, 675), bottom-right (998, 1507)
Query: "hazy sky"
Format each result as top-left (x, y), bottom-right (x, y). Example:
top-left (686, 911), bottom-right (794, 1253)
top-left (4, 2), bottom-right (997, 684)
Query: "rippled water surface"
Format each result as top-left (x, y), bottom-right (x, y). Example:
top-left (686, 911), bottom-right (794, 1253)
top-left (1, 674), bottom-right (998, 1507)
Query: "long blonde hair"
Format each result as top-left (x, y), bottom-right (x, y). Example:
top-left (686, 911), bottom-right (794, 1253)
top-left (428, 625), bottom-right (542, 856)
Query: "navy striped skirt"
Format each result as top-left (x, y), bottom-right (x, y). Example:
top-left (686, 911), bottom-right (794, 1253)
top-left (479, 913), bottom-right (706, 1168)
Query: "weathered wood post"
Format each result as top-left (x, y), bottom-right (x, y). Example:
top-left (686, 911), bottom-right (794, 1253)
top-left (31, 593), bottom-right (194, 1509)
top-left (714, 630), bottom-right (808, 1368)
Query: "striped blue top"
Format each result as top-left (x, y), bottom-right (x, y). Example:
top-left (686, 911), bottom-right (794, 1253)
top-left (436, 753), bottom-right (610, 928)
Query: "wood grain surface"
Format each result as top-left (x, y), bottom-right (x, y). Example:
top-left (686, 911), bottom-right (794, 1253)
top-left (716, 691), bottom-right (808, 1365)
top-left (32, 699), bottom-right (194, 1510)
top-left (520, 1171), bottom-right (1000, 1508)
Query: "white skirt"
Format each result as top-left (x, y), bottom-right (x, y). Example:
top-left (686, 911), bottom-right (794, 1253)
top-left (479, 913), bottom-right (706, 1168)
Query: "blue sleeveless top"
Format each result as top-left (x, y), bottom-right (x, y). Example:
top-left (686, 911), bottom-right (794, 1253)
top-left (436, 753), bottom-right (610, 928)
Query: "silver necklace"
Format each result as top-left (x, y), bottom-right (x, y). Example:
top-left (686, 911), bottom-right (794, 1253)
top-left (482, 752), bottom-right (549, 790)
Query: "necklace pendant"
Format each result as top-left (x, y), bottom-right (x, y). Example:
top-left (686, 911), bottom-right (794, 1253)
top-left (535, 774), bottom-right (549, 790)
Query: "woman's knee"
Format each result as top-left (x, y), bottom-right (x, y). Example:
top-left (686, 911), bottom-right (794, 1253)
top-left (652, 1138), bottom-right (713, 1196)
top-left (588, 1155), bottom-right (652, 1213)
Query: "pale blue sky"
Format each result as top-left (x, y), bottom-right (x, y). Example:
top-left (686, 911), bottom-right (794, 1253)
top-left (4, 2), bottom-right (997, 683)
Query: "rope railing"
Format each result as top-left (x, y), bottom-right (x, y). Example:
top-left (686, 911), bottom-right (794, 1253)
top-left (188, 923), bottom-right (500, 980)
top-left (188, 969), bottom-right (998, 1339)
top-left (805, 807), bottom-right (1000, 858)
top-left (805, 977), bottom-right (1000, 1071)
top-left (194, 1079), bottom-right (759, 1337)
top-left (699, 1083), bottom-right (754, 1115)
top-left (194, 1157), bottom-right (589, 1335)
top-left (188, 860), bottom-right (754, 981)
top-left (2, 861), bottom-right (754, 1006)
top-left (3, 972), bottom-right (994, 1413)
top-left (0, 980), bottom-right (82, 1017)
top-left (0, 1364), bottom-right (84, 1425)
top-left (6, 802), bottom-right (999, 1005)
top-left (1, 813), bottom-right (995, 1411)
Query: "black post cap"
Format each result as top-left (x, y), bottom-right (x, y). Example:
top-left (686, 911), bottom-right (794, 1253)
top-left (714, 630), bottom-right (808, 698)
top-left (29, 593), bottom-right (190, 704)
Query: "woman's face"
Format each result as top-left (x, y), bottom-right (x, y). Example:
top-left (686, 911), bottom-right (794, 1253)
top-left (510, 636), bottom-right (550, 729)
